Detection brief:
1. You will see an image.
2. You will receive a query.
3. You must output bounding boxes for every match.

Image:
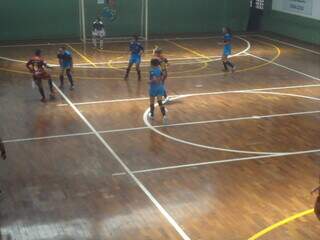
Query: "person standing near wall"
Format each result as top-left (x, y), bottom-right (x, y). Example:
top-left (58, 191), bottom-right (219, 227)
top-left (92, 17), bottom-right (106, 50)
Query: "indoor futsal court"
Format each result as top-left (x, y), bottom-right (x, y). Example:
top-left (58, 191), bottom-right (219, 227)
top-left (1, 0), bottom-right (320, 240)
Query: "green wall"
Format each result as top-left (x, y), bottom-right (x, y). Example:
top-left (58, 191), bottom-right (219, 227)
top-left (0, 0), bottom-right (250, 42)
top-left (262, 1), bottom-right (320, 44)
top-left (148, 0), bottom-right (250, 35)
top-left (0, 0), bottom-right (79, 42)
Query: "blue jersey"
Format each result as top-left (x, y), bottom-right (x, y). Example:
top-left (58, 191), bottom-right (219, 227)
top-left (58, 50), bottom-right (73, 68)
top-left (224, 33), bottom-right (232, 47)
top-left (129, 41), bottom-right (144, 56)
top-left (149, 67), bottom-right (162, 85)
top-left (149, 67), bottom-right (165, 97)
top-left (223, 33), bottom-right (232, 56)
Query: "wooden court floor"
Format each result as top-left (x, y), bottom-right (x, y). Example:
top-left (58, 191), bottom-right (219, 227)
top-left (0, 33), bottom-right (320, 240)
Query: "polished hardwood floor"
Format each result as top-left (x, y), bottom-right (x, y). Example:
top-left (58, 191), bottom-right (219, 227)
top-left (0, 33), bottom-right (320, 240)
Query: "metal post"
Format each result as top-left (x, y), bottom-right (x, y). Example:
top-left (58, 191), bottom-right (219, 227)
top-left (141, 0), bottom-right (145, 39)
top-left (80, 0), bottom-right (86, 44)
top-left (145, 0), bottom-right (149, 40)
top-left (79, 0), bottom-right (83, 41)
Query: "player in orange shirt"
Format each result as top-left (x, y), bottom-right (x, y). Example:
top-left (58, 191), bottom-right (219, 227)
top-left (26, 49), bottom-right (55, 102)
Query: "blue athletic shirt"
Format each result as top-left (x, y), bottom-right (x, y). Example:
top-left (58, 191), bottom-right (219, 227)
top-left (129, 41), bottom-right (144, 56)
top-left (224, 33), bottom-right (232, 47)
top-left (58, 50), bottom-right (73, 67)
top-left (149, 67), bottom-right (162, 86)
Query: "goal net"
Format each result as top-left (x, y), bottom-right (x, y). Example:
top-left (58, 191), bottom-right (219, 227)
top-left (79, 0), bottom-right (147, 43)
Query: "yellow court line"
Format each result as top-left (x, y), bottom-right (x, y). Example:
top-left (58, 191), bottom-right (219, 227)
top-left (105, 41), bottom-right (209, 74)
top-left (107, 57), bottom-right (209, 74)
top-left (166, 39), bottom-right (209, 71)
top-left (248, 208), bottom-right (314, 240)
top-left (0, 38), bottom-right (280, 80)
top-left (107, 59), bottom-right (125, 72)
top-left (167, 40), bottom-right (211, 59)
top-left (66, 44), bottom-right (97, 68)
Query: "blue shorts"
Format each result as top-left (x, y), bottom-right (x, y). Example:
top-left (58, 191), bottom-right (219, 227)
top-left (129, 54), bottom-right (141, 64)
top-left (149, 84), bottom-right (165, 97)
top-left (61, 63), bottom-right (72, 69)
top-left (223, 46), bottom-right (232, 56)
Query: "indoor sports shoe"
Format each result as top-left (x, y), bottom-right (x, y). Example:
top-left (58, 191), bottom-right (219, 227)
top-left (163, 97), bottom-right (171, 105)
top-left (163, 115), bottom-right (168, 125)
top-left (70, 85), bottom-right (75, 91)
top-left (231, 66), bottom-right (236, 73)
top-left (148, 112), bottom-right (154, 120)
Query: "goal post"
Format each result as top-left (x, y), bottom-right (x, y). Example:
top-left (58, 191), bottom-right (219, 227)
top-left (79, 0), bottom-right (148, 43)
top-left (79, 0), bottom-right (87, 43)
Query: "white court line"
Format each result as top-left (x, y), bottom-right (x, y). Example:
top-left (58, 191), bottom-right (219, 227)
top-left (5, 108), bottom-right (320, 144)
top-left (143, 91), bottom-right (320, 155)
top-left (247, 52), bottom-right (320, 82)
top-left (255, 34), bottom-right (320, 55)
top-left (57, 96), bottom-right (150, 107)
top-left (51, 83), bottom-right (191, 240)
top-left (70, 54), bottom-right (249, 69)
top-left (112, 146), bottom-right (320, 176)
top-left (0, 34), bottom-right (251, 48)
top-left (57, 83), bottom-right (320, 107)
top-left (0, 55), bottom-right (223, 67)
top-left (3, 132), bottom-right (94, 143)
top-left (0, 35), bottom-right (250, 69)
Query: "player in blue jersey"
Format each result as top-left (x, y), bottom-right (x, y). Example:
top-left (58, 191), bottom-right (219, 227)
top-left (124, 36), bottom-right (144, 81)
top-left (57, 47), bottom-right (74, 90)
top-left (153, 47), bottom-right (170, 104)
top-left (221, 27), bottom-right (236, 72)
top-left (148, 58), bottom-right (167, 122)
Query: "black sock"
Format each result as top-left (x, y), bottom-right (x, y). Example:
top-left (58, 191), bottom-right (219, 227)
top-left (137, 70), bottom-right (141, 80)
top-left (38, 87), bottom-right (45, 99)
top-left (164, 90), bottom-right (167, 99)
top-left (125, 68), bottom-right (130, 78)
top-left (48, 79), bottom-right (54, 93)
top-left (223, 62), bottom-right (228, 70)
top-left (158, 100), bottom-right (166, 116)
top-left (150, 104), bottom-right (155, 116)
top-left (59, 75), bottom-right (64, 86)
top-left (226, 61), bottom-right (234, 68)
top-left (67, 71), bottom-right (74, 86)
